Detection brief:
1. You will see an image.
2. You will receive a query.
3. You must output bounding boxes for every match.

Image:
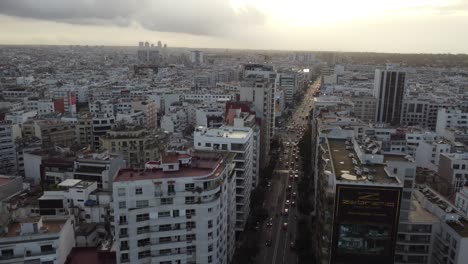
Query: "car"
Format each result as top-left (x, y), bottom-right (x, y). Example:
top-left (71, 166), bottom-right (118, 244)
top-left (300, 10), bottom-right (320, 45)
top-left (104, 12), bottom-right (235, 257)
top-left (266, 239), bottom-right (272, 247)
top-left (283, 208), bottom-right (289, 215)
top-left (282, 222), bottom-right (288, 230)
top-left (285, 199), bottom-right (291, 206)
top-left (292, 192), bottom-right (297, 198)
top-left (267, 218), bottom-right (273, 227)
top-left (290, 242), bottom-right (295, 249)
top-left (291, 201), bottom-right (296, 207)
top-left (287, 185), bottom-right (292, 191)
top-left (295, 174), bottom-right (299, 179)
top-left (267, 181), bottom-right (271, 188)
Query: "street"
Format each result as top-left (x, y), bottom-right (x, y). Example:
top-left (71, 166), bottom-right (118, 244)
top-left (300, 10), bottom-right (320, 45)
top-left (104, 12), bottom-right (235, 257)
top-left (256, 80), bottom-right (320, 264)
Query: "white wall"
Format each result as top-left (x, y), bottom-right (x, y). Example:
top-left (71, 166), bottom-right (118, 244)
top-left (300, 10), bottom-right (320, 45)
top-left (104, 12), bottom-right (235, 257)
top-left (24, 153), bottom-right (42, 185)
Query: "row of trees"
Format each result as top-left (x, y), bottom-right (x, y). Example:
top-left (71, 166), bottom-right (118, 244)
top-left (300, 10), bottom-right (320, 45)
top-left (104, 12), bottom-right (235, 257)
top-left (295, 116), bottom-right (316, 264)
top-left (232, 138), bottom-right (281, 263)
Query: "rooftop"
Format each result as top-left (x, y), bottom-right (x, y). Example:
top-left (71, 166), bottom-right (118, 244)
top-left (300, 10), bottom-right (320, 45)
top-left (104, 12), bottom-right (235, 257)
top-left (114, 152), bottom-right (225, 182)
top-left (408, 199), bottom-right (439, 224)
top-left (2, 217), bottom-right (68, 238)
top-left (328, 139), bottom-right (399, 184)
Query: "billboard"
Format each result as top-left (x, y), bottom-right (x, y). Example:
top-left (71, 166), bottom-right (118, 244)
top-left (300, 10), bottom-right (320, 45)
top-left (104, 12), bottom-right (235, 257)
top-left (330, 185), bottom-right (402, 264)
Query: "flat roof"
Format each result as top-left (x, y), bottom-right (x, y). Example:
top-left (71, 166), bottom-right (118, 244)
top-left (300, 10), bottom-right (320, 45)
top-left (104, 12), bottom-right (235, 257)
top-left (58, 179), bottom-right (82, 187)
top-left (408, 199), bottom-right (439, 224)
top-left (447, 218), bottom-right (468, 237)
top-left (328, 139), bottom-right (399, 184)
top-left (2, 218), bottom-right (67, 238)
top-left (114, 155), bottom-right (224, 182)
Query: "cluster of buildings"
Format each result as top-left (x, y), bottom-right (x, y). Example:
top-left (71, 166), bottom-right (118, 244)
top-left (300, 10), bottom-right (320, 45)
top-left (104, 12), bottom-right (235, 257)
top-left (0, 45), bottom-right (313, 264)
top-left (314, 62), bottom-right (468, 263)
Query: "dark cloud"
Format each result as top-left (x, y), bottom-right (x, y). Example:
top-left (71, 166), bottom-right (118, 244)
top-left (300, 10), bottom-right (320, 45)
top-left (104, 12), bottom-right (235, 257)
top-left (0, 0), bottom-right (265, 36)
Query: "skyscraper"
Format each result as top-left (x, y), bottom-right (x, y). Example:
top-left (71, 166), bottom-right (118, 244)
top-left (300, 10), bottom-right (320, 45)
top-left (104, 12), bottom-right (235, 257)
top-left (374, 69), bottom-right (406, 125)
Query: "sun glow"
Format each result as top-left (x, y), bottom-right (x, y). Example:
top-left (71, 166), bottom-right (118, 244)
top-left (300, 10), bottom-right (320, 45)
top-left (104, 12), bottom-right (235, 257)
top-left (231, 0), bottom-right (456, 26)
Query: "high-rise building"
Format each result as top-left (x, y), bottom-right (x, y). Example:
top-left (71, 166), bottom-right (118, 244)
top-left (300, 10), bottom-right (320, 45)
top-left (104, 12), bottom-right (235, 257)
top-left (279, 73), bottom-right (297, 104)
top-left (112, 152), bottom-right (236, 264)
top-left (190, 50), bottom-right (204, 65)
top-left (239, 78), bottom-right (276, 168)
top-left (374, 69), bottom-right (406, 125)
top-left (0, 121), bottom-right (17, 175)
top-left (194, 125), bottom-right (255, 232)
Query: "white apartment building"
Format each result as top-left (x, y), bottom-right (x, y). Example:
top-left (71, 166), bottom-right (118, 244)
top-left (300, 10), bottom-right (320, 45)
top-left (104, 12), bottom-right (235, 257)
top-left (73, 152), bottom-right (125, 191)
top-left (194, 125), bottom-right (255, 232)
top-left (401, 98), bottom-right (452, 130)
top-left (414, 185), bottom-right (468, 264)
top-left (415, 139), bottom-right (451, 171)
top-left (439, 152), bottom-right (468, 194)
top-left (279, 73), bottom-right (296, 104)
top-left (113, 152), bottom-right (236, 264)
top-left (239, 79), bottom-right (276, 168)
top-left (436, 108), bottom-right (468, 137)
top-left (25, 98), bottom-right (55, 116)
top-left (0, 215), bottom-right (75, 264)
top-left (455, 187), bottom-right (468, 215)
top-left (89, 100), bottom-right (115, 116)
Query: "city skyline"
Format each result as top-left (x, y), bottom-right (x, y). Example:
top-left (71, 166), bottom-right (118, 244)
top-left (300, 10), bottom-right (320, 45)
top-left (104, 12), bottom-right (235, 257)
top-left (0, 0), bottom-right (468, 53)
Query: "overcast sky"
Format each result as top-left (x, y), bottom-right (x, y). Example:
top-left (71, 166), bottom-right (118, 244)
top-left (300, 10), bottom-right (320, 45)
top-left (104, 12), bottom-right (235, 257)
top-left (0, 0), bottom-right (467, 53)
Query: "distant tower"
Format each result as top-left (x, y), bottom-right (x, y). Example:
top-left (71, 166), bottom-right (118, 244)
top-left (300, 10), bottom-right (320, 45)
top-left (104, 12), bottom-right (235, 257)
top-left (157, 41), bottom-right (162, 48)
top-left (374, 69), bottom-right (406, 125)
top-left (163, 43), bottom-right (167, 48)
top-left (190, 50), bottom-right (204, 65)
top-left (138, 41), bottom-right (144, 47)
top-left (144, 41), bottom-right (149, 48)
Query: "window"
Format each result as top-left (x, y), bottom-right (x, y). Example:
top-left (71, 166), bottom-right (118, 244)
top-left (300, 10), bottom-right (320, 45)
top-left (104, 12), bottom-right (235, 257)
top-left (159, 236), bottom-right (172, 243)
top-left (393, 168), bottom-right (398, 174)
top-left (208, 208), bottom-right (212, 212)
top-left (119, 201), bottom-right (126, 209)
top-left (185, 183), bottom-right (195, 191)
top-left (208, 255), bottom-right (213, 263)
top-left (453, 164), bottom-right (460, 170)
top-left (208, 220), bottom-right (213, 228)
top-left (137, 238), bottom-right (150, 247)
top-left (168, 184), bottom-right (175, 195)
top-left (120, 241), bottom-right (129, 250)
top-left (121, 253), bottom-right (129, 262)
top-left (173, 210), bottom-right (180, 217)
top-left (137, 226), bottom-right (150, 234)
top-left (120, 228), bottom-right (128, 237)
top-left (138, 250), bottom-right (150, 259)
top-left (186, 221), bottom-right (196, 229)
top-left (187, 234), bottom-right (196, 241)
top-left (159, 224), bottom-right (171, 231)
top-left (135, 187), bottom-right (143, 195)
top-left (1, 249), bottom-right (13, 257)
top-left (136, 213), bottom-right (149, 222)
top-left (187, 245), bottom-right (196, 253)
top-left (136, 200), bottom-right (148, 208)
top-left (185, 196), bottom-right (195, 204)
top-left (208, 244), bottom-right (213, 252)
top-left (159, 249), bottom-right (172, 255)
top-left (186, 209), bottom-right (196, 216)
top-left (119, 215), bottom-right (127, 224)
top-left (161, 198), bottom-right (173, 205)
top-left (158, 211), bottom-right (171, 218)
top-left (404, 180), bottom-right (413, 189)
top-left (118, 188), bottom-right (125, 196)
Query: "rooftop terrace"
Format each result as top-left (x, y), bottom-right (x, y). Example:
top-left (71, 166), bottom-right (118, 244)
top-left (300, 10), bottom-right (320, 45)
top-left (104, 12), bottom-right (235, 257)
top-left (328, 139), bottom-right (399, 185)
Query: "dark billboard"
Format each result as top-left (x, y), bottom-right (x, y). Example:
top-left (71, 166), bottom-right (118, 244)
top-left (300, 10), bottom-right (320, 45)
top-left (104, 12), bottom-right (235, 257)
top-left (330, 185), bottom-right (402, 264)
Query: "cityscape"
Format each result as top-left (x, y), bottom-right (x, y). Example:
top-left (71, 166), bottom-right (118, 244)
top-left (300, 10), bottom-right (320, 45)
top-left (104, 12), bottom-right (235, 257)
top-left (1, 1), bottom-right (468, 264)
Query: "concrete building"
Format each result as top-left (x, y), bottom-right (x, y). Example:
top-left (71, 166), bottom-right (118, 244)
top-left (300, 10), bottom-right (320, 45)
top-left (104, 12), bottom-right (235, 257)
top-left (279, 73), bottom-right (296, 104)
top-left (239, 78), bottom-right (276, 168)
top-left (194, 125), bottom-right (254, 232)
top-left (22, 120), bottom-right (76, 147)
top-left (89, 100), bottom-right (115, 116)
top-left (374, 69), bottom-right (406, 125)
top-left (190, 50), bottom-right (204, 65)
top-left (436, 108), bottom-right (468, 137)
top-left (91, 114), bottom-right (116, 150)
top-left (73, 152), bottom-right (125, 191)
top-left (113, 152), bottom-right (236, 264)
top-left (349, 96), bottom-right (377, 123)
top-left (438, 153), bottom-right (468, 194)
top-left (0, 215), bottom-right (76, 264)
top-left (0, 121), bottom-right (17, 175)
top-left (100, 126), bottom-right (168, 168)
top-left (401, 98), bottom-right (451, 130)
